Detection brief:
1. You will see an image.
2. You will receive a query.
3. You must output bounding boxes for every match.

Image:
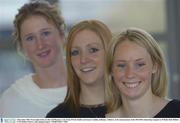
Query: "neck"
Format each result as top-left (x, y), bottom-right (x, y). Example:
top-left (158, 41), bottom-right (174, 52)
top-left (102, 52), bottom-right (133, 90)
top-left (120, 88), bottom-right (158, 117)
top-left (33, 57), bottom-right (67, 88)
top-left (80, 80), bottom-right (105, 105)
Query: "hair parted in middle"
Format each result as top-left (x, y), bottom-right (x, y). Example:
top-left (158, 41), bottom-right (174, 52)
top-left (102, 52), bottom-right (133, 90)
top-left (105, 27), bottom-right (168, 113)
top-left (64, 20), bottom-right (112, 117)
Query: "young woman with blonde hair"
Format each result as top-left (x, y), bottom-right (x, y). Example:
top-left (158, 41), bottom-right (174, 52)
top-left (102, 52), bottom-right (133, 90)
top-left (105, 27), bottom-right (180, 118)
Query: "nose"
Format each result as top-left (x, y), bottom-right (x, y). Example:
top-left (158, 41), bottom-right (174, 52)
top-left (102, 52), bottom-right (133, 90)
top-left (80, 52), bottom-right (89, 64)
top-left (125, 65), bottom-right (135, 78)
top-left (36, 37), bottom-right (45, 49)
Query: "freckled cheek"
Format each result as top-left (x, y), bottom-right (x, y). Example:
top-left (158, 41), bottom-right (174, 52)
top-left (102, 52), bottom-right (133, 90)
top-left (98, 63), bottom-right (105, 75)
top-left (137, 71), bottom-right (152, 82)
top-left (112, 73), bottom-right (124, 90)
top-left (112, 70), bottom-right (124, 83)
top-left (52, 43), bottom-right (62, 54)
top-left (23, 45), bottom-right (36, 54)
top-left (48, 38), bottom-right (60, 47)
top-left (71, 57), bottom-right (80, 69)
top-left (99, 57), bottom-right (105, 67)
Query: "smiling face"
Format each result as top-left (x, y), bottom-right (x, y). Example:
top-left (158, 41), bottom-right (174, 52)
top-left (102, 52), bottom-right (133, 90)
top-left (112, 40), bottom-right (156, 100)
top-left (20, 15), bottom-right (64, 68)
top-left (71, 29), bottom-right (105, 85)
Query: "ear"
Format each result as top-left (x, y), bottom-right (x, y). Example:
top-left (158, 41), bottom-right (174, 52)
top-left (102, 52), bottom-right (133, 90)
top-left (110, 72), bottom-right (113, 78)
top-left (152, 63), bottom-right (158, 74)
top-left (110, 68), bottom-right (115, 80)
top-left (110, 72), bottom-right (114, 82)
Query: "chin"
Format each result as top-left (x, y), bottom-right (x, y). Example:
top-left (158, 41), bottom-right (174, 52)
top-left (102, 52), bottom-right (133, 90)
top-left (36, 61), bottom-right (55, 68)
top-left (123, 92), bottom-right (143, 100)
top-left (81, 79), bottom-right (96, 85)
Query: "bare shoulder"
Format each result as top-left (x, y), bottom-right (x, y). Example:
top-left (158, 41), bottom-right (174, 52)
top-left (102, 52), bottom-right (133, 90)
top-left (154, 97), bottom-right (170, 112)
top-left (158, 98), bottom-right (170, 107)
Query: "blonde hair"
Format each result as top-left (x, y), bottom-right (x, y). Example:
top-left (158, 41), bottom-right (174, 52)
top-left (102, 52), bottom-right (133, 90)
top-left (105, 27), bottom-right (168, 113)
top-left (13, 0), bottom-right (65, 53)
top-left (65, 20), bottom-right (112, 116)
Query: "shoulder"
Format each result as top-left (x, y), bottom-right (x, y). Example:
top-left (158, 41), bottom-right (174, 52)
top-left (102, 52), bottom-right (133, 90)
top-left (0, 74), bottom-right (34, 104)
top-left (169, 99), bottom-right (180, 105)
top-left (166, 99), bottom-right (180, 110)
top-left (155, 99), bottom-right (180, 118)
top-left (163, 99), bottom-right (180, 109)
top-left (46, 103), bottom-right (72, 118)
top-left (9, 74), bottom-right (34, 91)
top-left (15, 74), bottom-right (34, 85)
top-left (0, 74), bottom-right (34, 117)
top-left (106, 108), bottom-right (121, 118)
top-left (3, 74), bottom-right (34, 93)
top-left (55, 86), bottom-right (67, 94)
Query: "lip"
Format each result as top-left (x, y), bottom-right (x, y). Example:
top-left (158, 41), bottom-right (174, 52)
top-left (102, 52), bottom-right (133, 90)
top-left (80, 67), bottom-right (96, 73)
top-left (37, 49), bottom-right (51, 58)
top-left (122, 81), bottom-right (141, 88)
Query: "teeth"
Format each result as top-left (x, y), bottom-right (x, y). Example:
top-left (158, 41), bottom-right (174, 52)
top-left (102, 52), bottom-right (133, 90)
top-left (39, 52), bottom-right (48, 57)
top-left (123, 82), bottom-right (140, 88)
top-left (80, 67), bottom-right (95, 72)
top-left (38, 50), bottom-right (50, 57)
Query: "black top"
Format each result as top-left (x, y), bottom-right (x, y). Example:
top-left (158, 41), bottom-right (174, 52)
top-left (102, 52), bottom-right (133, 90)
top-left (154, 99), bottom-right (180, 118)
top-left (47, 99), bottom-right (180, 118)
top-left (46, 103), bottom-right (107, 118)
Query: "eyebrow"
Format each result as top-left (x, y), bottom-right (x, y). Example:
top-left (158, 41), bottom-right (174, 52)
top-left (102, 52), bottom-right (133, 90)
top-left (23, 33), bottom-right (33, 39)
top-left (87, 42), bottom-right (103, 48)
top-left (115, 58), bottom-right (144, 62)
top-left (40, 27), bottom-right (52, 31)
top-left (23, 28), bottom-right (52, 38)
top-left (72, 42), bottom-right (103, 49)
top-left (135, 58), bottom-right (144, 61)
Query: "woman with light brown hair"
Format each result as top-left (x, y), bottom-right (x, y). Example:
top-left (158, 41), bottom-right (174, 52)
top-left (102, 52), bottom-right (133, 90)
top-left (105, 27), bottom-right (180, 118)
top-left (47, 20), bottom-right (112, 118)
top-left (0, 0), bottom-right (67, 117)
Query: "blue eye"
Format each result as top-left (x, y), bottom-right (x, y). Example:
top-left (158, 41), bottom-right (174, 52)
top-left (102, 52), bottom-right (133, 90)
top-left (138, 63), bottom-right (145, 67)
top-left (89, 48), bottom-right (99, 53)
top-left (26, 36), bottom-right (35, 42)
top-left (117, 64), bottom-right (126, 68)
top-left (71, 50), bottom-right (79, 56)
top-left (135, 63), bottom-right (146, 69)
top-left (42, 31), bottom-right (50, 37)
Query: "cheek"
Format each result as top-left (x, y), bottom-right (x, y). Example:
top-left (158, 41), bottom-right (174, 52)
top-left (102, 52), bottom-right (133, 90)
top-left (22, 44), bottom-right (34, 55)
top-left (97, 51), bottom-right (105, 67)
top-left (98, 60), bottom-right (105, 78)
top-left (71, 57), bottom-right (79, 69)
top-left (99, 57), bottom-right (105, 70)
top-left (53, 38), bottom-right (65, 54)
top-left (49, 37), bottom-right (61, 48)
top-left (138, 70), bottom-right (153, 83)
top-left (52, 42), bottom-right (62, 54)
top-left (47, 33), bottom-right (62, 45)
top-left (112, 72), bottom-right (124, 91)
top-left (112, 69), bottom-right (123, 83)
top-left (71, 61), bottom-right (78, 75)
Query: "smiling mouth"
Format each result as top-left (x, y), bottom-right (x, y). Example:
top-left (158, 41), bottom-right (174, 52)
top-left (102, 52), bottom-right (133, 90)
top-left (37, 49), bottom-right (51, 58)
top-left (122, 81), bottom-right (141, 88)
top-left (80, 67), bottom-right (96, 73)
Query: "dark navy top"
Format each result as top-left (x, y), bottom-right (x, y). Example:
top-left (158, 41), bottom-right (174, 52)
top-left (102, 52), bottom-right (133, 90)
top-left (154, 99), bottom-right (180, 118)
top-left (46, 103), bottom-right (107, 118)
top-left (47, 99), bottom-right (180, 118)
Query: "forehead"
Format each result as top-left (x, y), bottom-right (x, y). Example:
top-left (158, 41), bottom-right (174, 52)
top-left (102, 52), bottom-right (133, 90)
top-left (20, 15), bottom-right (55, 33)
top-left (72, 29), bottom-right (103, 46)
top-left (22, 15), bottom-right (55, 27)
top-left (114, 40), bottom-right (151, 61)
